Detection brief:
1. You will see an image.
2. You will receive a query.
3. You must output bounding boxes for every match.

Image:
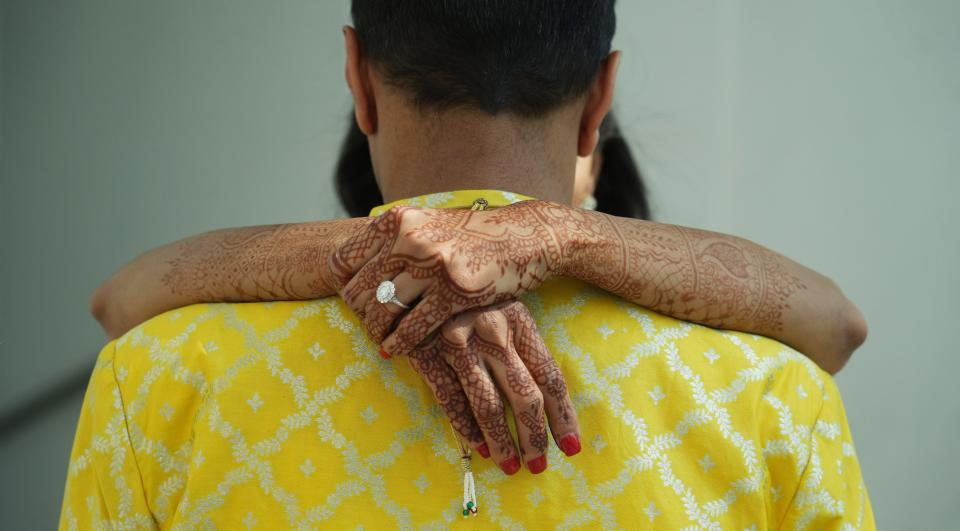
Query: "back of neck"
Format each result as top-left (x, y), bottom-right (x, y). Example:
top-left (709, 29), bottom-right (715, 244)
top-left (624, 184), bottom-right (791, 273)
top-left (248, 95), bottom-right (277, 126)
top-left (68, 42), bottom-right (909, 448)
top-left (372, 108), bottom-right (578, 204)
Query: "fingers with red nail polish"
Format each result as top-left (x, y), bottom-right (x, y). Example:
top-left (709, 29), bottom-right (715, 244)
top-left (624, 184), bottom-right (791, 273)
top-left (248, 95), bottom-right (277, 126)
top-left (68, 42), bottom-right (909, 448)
top-left (500, 456), bottom-right (521, 475)
top-left (501, 303), bottom-right (580, 464)
top-left (476, 442), bottom-right (490, 459)
top-left (527, 454), bottom-right (547, 474)
top-left (558, 433), bottom-right (581, 456)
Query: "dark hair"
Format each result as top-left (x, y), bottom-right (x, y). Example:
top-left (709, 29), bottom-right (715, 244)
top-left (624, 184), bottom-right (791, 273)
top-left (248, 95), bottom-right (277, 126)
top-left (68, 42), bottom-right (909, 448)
top-left (595, 113), bottom-right (651, 220)
top-left (334, 113), bottom-right (652, 220)
top-left (351, 0), bottom-right (616, 116)
top-left (338, 0), bottom-right (649, 219)
top-left (333, 118), bottom-right (381, 218)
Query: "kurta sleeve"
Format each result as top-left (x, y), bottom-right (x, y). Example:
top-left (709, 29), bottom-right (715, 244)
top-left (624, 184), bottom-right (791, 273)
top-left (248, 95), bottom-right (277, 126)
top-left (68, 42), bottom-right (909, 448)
top-left (59, 342), bottom-right (157, 530)
top-left (773, 374), bottom-right (875, 530)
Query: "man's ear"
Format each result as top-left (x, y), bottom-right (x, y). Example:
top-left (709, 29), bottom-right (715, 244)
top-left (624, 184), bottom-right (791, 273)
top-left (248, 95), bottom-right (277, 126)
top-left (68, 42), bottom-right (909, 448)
top-left (578, 51), bottom-right (621, 157)
top-left (343, 26), bottom-right (377, 135)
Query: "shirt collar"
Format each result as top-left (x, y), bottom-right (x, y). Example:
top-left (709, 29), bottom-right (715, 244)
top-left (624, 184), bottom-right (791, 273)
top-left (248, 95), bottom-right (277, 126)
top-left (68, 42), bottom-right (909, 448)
top-left (369, 189), bottom-right (535, 216)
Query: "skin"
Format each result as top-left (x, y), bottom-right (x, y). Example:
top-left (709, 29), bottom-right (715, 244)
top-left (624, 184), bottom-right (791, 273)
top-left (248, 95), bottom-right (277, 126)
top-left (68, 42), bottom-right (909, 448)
top-left (571, 153), bottom-right (601, 209)
top-left (90, 26), bottom-right (868, 476)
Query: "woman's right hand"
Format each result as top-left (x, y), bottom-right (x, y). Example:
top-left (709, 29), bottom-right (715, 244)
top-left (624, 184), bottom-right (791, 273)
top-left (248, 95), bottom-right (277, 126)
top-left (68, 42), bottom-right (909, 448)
top-left (329, 203), bottom-right (564, 359)
top-left (409, 300), bottom-right (581, 475)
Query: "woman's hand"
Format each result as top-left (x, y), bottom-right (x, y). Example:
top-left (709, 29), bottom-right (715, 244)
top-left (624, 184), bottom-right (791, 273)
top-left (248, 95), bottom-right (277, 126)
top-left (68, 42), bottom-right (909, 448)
top-left (330, 204), bottom-right (564, 358)
top-left (410, 301), bottom-right (581, 474)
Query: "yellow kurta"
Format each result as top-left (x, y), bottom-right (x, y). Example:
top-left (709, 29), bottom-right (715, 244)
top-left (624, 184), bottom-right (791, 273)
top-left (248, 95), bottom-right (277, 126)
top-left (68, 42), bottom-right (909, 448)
top-left (61, 190), bottom-right (874, 530)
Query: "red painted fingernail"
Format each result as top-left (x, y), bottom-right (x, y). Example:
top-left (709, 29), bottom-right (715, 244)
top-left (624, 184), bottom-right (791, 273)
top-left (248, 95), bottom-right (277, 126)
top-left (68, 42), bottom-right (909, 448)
top-left (379, 347), bottom-right (391, 360)
top-left (559, 433), bottom-right (581, 456)
top-left (476, 443), bottom-right (490, 459)
top-left (527, 454), bottom-right (547, 474)
top-left (500, 456), bottom-right (520, 476)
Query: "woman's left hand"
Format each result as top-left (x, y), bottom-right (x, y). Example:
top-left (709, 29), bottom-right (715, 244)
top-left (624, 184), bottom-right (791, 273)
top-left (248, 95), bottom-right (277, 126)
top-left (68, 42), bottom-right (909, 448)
top-left (329, 202), bottom-right (566, 357)
top-left (408, 300), bottom-right (580, 473)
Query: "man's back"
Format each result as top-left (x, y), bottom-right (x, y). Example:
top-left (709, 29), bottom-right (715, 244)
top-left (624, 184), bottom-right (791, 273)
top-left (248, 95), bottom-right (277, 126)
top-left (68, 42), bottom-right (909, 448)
top-left (61, 276), bottom-right (872, 529)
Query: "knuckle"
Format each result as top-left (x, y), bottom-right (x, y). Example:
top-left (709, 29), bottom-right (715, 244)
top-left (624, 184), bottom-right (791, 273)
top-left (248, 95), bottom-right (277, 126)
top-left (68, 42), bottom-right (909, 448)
top-left (476, 310), bottom-right (498, 327)
top-left (394, 206), bottom-right (425, 227)
top-left (344, 295), bottom-right (363, 314)
top-left (500, 300), bottom-right (522, 315)
top-left (406, 234), bottom-right (437, 257)
top-left (536, 362), bottom-right (564, 386)
top-left (440, 323), bottom-right (472, 347)
top-left (396, 322), bottom-right (426, 349)
top-left (346, 294), bottom-right (365, 313)
top-left (376, 206), bottom-right (404, 233)
top-left (475, 312), bottom-right (508, 343)
top-left (519, 391), bottom-right (545, 412)
top-left (369, 328), bottom-right (387, 344)
top-left (460, 274), bottom-right (483, 293)
top-left (389, 335), bottom-right (412, 356)
top-left (476, 395), bottom-right (505, 421)
top-left (384, 205), bottom-right (406, 221)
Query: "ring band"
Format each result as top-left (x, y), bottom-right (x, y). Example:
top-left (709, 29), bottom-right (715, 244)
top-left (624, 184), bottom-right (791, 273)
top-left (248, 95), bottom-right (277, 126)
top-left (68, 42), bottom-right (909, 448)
top-left (376, 280), bottom-right (409, 309)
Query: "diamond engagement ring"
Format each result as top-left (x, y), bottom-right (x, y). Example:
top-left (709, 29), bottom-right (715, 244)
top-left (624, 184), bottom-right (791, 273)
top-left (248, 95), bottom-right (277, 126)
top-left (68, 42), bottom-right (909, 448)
top-left (376, 280), bottom-right (409, 309)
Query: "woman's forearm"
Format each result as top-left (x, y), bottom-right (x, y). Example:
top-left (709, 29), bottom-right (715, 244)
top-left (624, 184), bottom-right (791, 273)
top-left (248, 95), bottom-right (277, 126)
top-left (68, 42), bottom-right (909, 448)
top-left (534, 203), bottom-right (867, 373)
top-left (91, 218), bottom-right (368, 338)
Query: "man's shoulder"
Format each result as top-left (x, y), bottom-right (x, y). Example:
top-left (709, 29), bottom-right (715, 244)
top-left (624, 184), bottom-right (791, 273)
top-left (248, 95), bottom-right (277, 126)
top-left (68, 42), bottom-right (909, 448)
top-left (529, 276), bottom-right (824, 376)
top-left (530, 276), bottom-right (835, 424)
top-left (108, 298), bottom-right (360, 390)
top-left (530, 277), bottom-right (858, 523)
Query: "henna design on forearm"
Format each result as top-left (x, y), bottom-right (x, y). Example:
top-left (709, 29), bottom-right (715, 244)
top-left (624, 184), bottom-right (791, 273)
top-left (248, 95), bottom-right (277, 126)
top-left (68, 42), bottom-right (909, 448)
top-left (529, 203), bottom-right (808, 335)
top-left (161, 218), bottom-right (366, 303)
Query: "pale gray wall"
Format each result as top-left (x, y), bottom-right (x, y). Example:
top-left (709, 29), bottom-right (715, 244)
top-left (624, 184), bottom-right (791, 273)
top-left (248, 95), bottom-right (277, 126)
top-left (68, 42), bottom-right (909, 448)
top-left (2, 1), bottom-right (957, 528)
top-left (0, 2), bottom-right (353, 528)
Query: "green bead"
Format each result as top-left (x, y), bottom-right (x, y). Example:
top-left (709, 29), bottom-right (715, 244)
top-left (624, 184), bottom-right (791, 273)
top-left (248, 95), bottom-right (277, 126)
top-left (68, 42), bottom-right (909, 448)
top-left (462, 509), bottom-right (469, 516)
top-left (467, 501), bottom-right (475, 509)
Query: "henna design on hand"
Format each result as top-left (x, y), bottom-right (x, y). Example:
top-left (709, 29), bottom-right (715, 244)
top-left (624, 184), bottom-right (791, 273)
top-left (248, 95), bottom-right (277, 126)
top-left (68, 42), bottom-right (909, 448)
top-left (469, 303), bottom-right (560, 459)
top-left (474, 335), bottom-right (537, 398)
top-left (406, 341), bottom-right (486, 447)
top-left (500, 302), bottom-right (575, 427)
top-left (436, 334), bottom-right (515, 456)
top-left (412, 207), bottom-right (561, 282)
top-left (516, 397), bottom-right (549, 455)
top-left (399, 301), bottom-right (573, 469)
top-left (331, 205), bottom-right (562, 357)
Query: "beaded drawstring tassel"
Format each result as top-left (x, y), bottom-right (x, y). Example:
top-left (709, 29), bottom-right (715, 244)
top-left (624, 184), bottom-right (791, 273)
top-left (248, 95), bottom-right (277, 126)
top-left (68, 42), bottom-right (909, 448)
top-left (450, 425), bottom-right (479, 517)
top-left (460, 454), bottom-right (478, 516)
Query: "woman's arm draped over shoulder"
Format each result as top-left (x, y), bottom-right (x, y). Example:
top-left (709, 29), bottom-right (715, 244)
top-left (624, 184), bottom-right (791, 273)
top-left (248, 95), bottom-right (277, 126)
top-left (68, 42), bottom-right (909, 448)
top-left (525, 202), bottom-right (867, 373)
top-left (93, 202), bottom-right (866, 373)
top-left (91, 218), bottom-right (369, 338)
